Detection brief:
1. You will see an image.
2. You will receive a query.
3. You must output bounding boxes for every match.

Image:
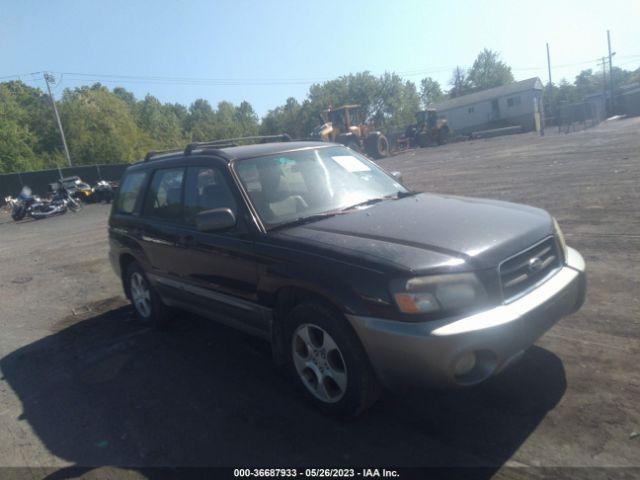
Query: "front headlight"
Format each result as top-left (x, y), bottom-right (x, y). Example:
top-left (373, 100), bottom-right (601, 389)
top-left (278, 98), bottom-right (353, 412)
top-left (553, 217), bottom-right (568, 259)
top-left (391, 273), bottom-right (487, 314)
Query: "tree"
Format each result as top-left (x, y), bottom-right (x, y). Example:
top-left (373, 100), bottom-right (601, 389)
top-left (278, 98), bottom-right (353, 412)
top-left (267, 72), bottom-right (421, 137)
top-left (185, 99), bottom-right (217, 142)
top-left (235, 101), bottom-right (259, 136)
top-left (0, 84), bottom-right (40, 172)
top-left (113, 87), bottom-right (137, 111)
top-left (306, 72), bottom-right (380, 133)
top-left (211, 101), bottom-right (243, 139)
top-left (135, 94), bottom-right (184, 148)
top-left (419, 77), bottom-right (444, 108)
top-left (370, 73), bottom-right (420, 132)
top-left (467, 49), bottom-right (514, 91)
top-left (3, 80), bottom-right (63, 165)
top-left (449, 66), bottom-right (471, 98)
top-left (261, 97), bottom-right (305, 138)
top-left (59, 84), bottom-right (147, 164)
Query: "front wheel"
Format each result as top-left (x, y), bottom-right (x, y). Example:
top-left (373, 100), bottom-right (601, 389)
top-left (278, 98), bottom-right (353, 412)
top-left (286, 302), bottom-right (380, 417)
top-left (11, 205), bottom-right (26, 221)
top-left (365, 134), bottom-right (389, 159)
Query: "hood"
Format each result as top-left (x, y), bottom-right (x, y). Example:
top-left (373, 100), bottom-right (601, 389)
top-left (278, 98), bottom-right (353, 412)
top-left (276, 193), bottom-right (553, 273)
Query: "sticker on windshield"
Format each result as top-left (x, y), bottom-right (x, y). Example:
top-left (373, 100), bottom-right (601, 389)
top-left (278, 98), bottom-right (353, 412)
top-left (332, 155), bottom-right (371, 172)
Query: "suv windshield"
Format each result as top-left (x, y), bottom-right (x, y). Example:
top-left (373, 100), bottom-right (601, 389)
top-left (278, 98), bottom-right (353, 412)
top-left (233, 146), bottom-right (407, 228)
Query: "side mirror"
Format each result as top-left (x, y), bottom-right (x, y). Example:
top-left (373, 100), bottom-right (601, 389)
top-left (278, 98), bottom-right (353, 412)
top-left (195, 208), bottom-right (236, 232)
top-left (390, 171), bottom-right (404, 184)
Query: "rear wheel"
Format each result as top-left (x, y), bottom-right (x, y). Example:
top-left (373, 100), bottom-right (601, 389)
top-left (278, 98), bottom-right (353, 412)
top-left (68, 198), bottom-right (82, 212)
top-left (125, 263), bottom-right (171, 329)
top-left (286, 302), bottom-right (380, 417)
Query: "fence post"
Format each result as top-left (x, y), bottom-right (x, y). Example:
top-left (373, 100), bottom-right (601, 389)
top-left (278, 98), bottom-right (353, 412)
top-left (96, 164), bottom-right (102, 180)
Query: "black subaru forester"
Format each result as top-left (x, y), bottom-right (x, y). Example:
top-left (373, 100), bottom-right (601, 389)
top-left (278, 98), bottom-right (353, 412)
top-left (109, 135), bottom-right (586, 416)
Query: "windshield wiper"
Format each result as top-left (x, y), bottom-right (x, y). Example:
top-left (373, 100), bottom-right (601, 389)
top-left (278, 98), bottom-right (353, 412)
top-left (341, 191), bottom-right (417, 211)
top-left (341, 196), bottom-right (389, 211)
top-left (396, 190), bottom-right (418, 198)
top-left (269, 211), bottom-right (344, 230)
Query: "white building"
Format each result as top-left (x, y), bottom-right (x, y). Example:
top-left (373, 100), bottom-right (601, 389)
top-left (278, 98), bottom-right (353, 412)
top-left (431, 77), bottom-right (544, 135)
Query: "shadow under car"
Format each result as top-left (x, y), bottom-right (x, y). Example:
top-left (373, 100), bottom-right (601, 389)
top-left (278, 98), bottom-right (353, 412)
top-left (0, 303), bottom-right (567, 475)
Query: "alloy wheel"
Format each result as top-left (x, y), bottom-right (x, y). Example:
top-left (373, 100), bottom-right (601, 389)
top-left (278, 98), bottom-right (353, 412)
top-left (130, 272), bottom-right (151, 318)
top-left (292, 324), bottom-right (348, 403)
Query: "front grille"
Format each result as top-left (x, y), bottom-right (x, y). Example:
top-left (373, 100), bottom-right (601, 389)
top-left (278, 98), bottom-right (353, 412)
top-left (499, 237), bottom-right (561, 301)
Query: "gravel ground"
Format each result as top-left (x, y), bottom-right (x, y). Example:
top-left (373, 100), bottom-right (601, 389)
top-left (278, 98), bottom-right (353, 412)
top-left (0, 118), bottom-right (638, 478)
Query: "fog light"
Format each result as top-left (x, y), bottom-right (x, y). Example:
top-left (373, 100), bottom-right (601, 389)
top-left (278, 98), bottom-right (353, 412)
top-left (454, 352), bottom-right (477, 377)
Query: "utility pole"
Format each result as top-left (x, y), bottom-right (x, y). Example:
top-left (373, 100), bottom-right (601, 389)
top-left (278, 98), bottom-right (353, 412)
top-left (607, 30), bottom-right (615, 115)
top-left (43, 72), bottom-right (72, 168)
top-left (546, 43), bottom-right (552, 87)
top-left (542, 42), bottom-right (553, 136)
top-left (598, 57), bottom-right (608, 118)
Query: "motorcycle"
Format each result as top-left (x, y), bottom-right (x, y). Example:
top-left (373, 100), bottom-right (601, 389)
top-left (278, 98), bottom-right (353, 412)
top-left (11, 187), bottom-right (39, 221)
top-left (61, 176), bottom-right (93, 203)
top-left (11, 183), bottom-right (82, 221)
top-left (90, 180), bottom-right (116, 203)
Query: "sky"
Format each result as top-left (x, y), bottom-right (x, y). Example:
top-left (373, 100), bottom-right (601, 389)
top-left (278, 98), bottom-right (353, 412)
top-left (2, 0), bottom-right (640, 116)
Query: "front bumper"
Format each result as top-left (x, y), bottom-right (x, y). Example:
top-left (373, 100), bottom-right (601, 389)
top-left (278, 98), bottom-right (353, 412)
top-left (347, 247), bottom-right (586, 390)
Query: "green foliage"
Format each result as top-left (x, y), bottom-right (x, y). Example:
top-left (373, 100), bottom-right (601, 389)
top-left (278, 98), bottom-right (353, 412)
top-left (0, 60), bottom-right (638, 174)
top-left (185, 99), bottom-right (217, 142)
top-left (59, 84), bottom-right (148, 165)
top-left (2, 81), bottom-right (61, 158)
top-left (449, 66), bottom-right (472, 98)
top-left (0, 84), bottom-right (41, 172)
top-left (263, 72), bottom-right (421, 138)
top-left (419, 77), bottom-right (444, 107)
top-left (135, 94), bottom-right (184, 148)
top-left (467, 49), bottom-right (514, 91)
top-left (235, 101), bottom-right (259, 137)
top-left (261, 97), bottom-right (305, 138)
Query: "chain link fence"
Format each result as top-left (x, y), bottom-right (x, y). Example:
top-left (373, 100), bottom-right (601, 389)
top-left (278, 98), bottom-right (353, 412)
top-left (555, 101), bottom-right (601, 133)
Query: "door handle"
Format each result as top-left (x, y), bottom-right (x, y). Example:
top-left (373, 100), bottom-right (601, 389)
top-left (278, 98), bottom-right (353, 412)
top-left (178, 234), bottom-right (196, 247)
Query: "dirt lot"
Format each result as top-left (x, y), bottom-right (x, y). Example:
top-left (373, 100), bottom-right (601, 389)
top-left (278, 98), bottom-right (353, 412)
top-left (0, 118), bottom-right (638, 478)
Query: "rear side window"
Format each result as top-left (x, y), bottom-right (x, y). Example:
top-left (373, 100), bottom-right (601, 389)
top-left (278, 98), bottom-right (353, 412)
top-left (116, 171), bottom-right (147, 214)
top-left (184, 166), bottom-right (238, 225)
top-left (143, 168), bottom-right (185, 221)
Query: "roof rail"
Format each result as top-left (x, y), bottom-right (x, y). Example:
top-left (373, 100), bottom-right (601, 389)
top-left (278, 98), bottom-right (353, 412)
top-left (184, 133), bottom-right (291, 156)
top-left (144, 148), bottom-right (183, 162)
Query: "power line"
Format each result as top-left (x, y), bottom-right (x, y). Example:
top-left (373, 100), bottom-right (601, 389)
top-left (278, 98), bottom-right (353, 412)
top-left (0, 71), bottom-right (43, 81)
top-left (2, 52), bottom-right (639, 88)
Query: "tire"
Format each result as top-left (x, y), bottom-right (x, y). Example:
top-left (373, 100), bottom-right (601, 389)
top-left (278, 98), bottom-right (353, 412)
top-left (437, 126), bottom-right (450, 145)
top-left (365, 134), bottom-right (389, 159)
top-left (125, 262), bottom-right (172, 329)
top-left (11, 206), bottom-right (26, 221)
top-left (68, 198), bottom-right (82, 212)
top-left (285, 302), bottom-right (381, 417)
top-left (417, 132), bottom-right (430, 148)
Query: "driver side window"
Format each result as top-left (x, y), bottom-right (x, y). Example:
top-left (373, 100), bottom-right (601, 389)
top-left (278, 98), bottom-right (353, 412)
top-left (183, 166), bottom-right (238, 225)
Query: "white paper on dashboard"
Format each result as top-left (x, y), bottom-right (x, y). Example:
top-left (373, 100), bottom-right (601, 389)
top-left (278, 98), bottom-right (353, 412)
top-left (332, 155), bottom-right (371, 172)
